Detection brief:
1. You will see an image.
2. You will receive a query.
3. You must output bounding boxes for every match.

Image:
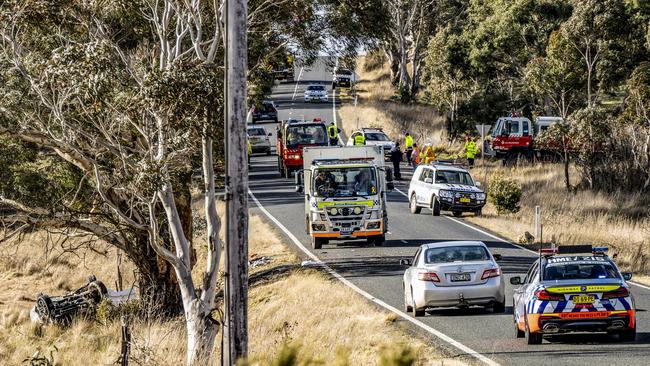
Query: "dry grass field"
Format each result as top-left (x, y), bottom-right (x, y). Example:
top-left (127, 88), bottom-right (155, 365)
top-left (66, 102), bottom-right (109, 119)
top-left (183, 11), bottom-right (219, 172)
top-left (0, 197), bottom-right (461, 365)
top-left (338, 57), bottom-right (447, 146)
top-left (343, 56), bottom-right (650, 277)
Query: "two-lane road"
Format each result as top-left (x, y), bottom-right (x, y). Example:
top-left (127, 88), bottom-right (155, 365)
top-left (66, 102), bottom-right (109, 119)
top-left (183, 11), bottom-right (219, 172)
top-left (247, 61), bottom-right (650, 366)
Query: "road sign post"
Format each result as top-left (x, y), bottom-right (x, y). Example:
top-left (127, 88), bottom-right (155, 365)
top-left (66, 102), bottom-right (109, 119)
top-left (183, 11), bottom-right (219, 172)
top-left (475, 124), bottom-right (491, 167)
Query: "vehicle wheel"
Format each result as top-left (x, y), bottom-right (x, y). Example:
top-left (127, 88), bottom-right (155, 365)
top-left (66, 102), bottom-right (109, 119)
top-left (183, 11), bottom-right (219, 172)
top-left (374, 235), bottom-right (385, 247)
top-left (411, 289), bottom-right (425, 317)
top-left (475, 209), bottom-right (483, 217)
top-left (493, 299), bottom-right (506, 313)
top-left (409, 194), bottom-right (421, 214)
top-left (515, 322), bottom-right (525, 338)
top-left (266, 149), bottom-right (271, 156)
top-left (452, 211), bottom-right (463, 217)
top-left (312, 237), bottom-right (325, 250)
top-left (273, 118), bottom-right (278, 123)
top-left (404, 285), bottom-right (413, 312)
top-left (619, 327), bottom-right (636, 342)
top-left (431, 196), bottom-right (441, 216)
top-left (525, 316), bottom-right (543, 344)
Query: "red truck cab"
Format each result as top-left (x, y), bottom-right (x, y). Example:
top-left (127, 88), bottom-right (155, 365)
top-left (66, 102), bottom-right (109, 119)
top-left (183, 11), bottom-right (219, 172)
top-left (277, 120), bottom-right (329, 178)
top-left (490, 116), bottom-right (563, 163)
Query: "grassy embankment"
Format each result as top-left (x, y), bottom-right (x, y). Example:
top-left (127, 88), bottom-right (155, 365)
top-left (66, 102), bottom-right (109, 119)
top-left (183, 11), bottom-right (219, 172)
top-left (0, 197), bottom-right (461, 365)
top-left (341, 57), bottom-right (650, 277)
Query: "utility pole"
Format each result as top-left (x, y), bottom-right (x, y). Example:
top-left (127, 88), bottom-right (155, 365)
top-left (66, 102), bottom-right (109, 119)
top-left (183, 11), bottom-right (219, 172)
top-left (222, 0), bottom-right (249, 364)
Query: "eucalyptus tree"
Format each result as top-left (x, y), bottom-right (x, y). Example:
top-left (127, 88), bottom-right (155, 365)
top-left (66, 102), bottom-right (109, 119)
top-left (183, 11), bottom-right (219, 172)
top-left (0, 0), bottom-right (320, 364)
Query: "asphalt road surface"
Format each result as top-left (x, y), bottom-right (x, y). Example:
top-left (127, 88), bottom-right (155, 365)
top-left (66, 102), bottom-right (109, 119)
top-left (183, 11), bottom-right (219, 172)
top-left (247, 58), bottom-right (650, 366)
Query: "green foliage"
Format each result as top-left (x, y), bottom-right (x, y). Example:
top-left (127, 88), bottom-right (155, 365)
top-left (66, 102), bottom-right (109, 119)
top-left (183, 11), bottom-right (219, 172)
top-left (364, 50), bottom-right (386, 72)
top-left (488, 174), bottom-right (522, 214)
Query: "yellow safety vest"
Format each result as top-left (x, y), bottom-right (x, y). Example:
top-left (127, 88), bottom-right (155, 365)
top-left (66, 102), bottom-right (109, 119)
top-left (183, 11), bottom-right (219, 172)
top-left (405, 135), bottom-right (414, 149)
top-left (465, 141), bottom-right (477, 159)
top-left (328, 125), bottom-right (338, 138)
top-left (354, 135), bottom-right (366, 145)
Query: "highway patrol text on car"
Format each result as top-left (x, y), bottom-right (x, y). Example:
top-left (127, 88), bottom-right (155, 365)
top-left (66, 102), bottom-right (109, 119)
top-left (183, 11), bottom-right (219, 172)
top-left (511, 245), bottom-right (636, 344)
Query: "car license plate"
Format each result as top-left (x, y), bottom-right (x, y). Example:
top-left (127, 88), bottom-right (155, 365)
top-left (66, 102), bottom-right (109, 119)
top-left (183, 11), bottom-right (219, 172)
top-left (572, 295), bottom-right (595, 304)
top-left (450, 273), bottom-right (471, 282)
top-left (341, 230), bottom-right (352, 235)
top-left (459, 197), bottom-right (471, 203)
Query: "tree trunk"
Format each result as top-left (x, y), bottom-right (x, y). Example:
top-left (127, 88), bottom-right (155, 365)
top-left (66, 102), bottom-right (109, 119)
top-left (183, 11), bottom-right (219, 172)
top-left (385, 47), bottom-right (400, 86)
top-left (186, 299), bottom-right (218, 365)
top-left (563, 148), bottom-right (571, 192)
top-left (133, 236), bottom-right (183, 315)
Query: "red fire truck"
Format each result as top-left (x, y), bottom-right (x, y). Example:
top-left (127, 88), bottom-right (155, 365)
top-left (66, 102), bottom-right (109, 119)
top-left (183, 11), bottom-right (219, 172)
top-left (490, 116), bottom-right (564, 163)
top-left (277, 119), bottom-right (330, 178)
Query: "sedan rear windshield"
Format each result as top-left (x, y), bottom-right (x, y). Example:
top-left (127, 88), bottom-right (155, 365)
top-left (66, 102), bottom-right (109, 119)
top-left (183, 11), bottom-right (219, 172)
top-left (365, 132), bottom-right (390, 141)
top-left (544, 263), bottom-right (619, 280)
top-left (425, 246), bottom-right (490, 263)
top-left (247, 128), bottom-right (266, 136)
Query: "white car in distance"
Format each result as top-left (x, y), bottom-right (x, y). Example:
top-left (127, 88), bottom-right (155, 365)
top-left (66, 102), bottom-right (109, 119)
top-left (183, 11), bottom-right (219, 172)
top-left (304, 84), bottom-right (329, 103)
top-left (402, 241), bottom-right (505, 317)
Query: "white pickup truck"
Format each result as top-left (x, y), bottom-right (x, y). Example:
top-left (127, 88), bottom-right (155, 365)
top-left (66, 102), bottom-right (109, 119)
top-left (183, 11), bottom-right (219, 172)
top-left (296, 146), bottom-right (393, 249)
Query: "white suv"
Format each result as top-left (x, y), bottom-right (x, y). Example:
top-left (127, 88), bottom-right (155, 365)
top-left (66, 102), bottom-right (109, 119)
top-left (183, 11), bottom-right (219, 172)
top-left (407, 163), bottom-right (486, 217)
top-left (346, 128), bottom-right (395, 159)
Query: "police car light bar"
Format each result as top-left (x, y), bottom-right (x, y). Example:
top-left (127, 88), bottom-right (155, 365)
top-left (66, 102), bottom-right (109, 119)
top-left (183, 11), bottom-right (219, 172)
top-left (556, 244), bottom-right (594, 255)
top-left (539, 248), bottom-right (557, 256)
top-left (592, 247), bottom-right (609, 255)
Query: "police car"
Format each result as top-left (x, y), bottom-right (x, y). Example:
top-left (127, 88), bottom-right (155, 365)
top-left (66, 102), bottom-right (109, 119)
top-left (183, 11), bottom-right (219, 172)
top-left (511, 245), bottom-right (636, 344)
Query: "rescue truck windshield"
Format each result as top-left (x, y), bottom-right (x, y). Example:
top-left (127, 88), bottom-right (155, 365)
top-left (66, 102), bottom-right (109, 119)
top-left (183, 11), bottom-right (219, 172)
top-left (286, 124), bottom-right (328, 147)
top-left (313, 167), bottom-right (377, 198)
top-left (435, 170), bottom-right (474, 185)
top-left (544, 261), bottom-right (620, 280)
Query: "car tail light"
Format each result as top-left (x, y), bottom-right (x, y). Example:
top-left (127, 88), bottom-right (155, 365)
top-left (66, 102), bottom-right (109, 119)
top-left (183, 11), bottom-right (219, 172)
top-left (602, 287), bottom-right (629, 299)
top-left (481, 268), bottom-right (501, 280)
top-left (534, 289), bottom-right (564, 301)
top-left (271, 107), bottom-right (277, 113)
top-left (417, 272), bottom-right (440, 282)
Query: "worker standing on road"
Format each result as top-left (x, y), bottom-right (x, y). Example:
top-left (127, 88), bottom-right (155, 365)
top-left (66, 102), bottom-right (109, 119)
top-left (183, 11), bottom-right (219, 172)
top-left (404, 133), bottom-right (414, 166)
top-left (328, 122), bottom-right (340, 146)
top-left (353, 132), bottom-right (366, 145)
top-left (464, 136), bottom-right (478, 167)
top-left (412, 143), bottom-right (420, 166)
top-left (390, 142), bottom-right (403, 180)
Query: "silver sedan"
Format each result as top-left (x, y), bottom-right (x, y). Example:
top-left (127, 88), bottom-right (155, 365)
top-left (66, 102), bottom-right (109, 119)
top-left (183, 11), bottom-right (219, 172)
top-left (402, 241), bottom-right (505, 316)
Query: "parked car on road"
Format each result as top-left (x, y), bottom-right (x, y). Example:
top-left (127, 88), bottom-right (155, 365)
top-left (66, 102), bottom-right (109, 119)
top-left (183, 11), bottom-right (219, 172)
top-left (402, 241), bottom-right (505, 317)
top-left (304, 84), bottom-right (328, 103)
top-left (511, 245), bottom-right (636, 345)
top-left (252, 100), bottom-right (278, 123)
top-left (346, 128), bottom-right (395, 159)
top-left (408, 162), bottom-right (486, 217)
top-left (247, 126), bottom-right (272, 155)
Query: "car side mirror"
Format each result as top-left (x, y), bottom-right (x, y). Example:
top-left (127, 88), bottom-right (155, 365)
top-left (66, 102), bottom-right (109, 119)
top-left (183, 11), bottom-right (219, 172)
top-left (622, 272), bottom-right (632, 281)
top-left (510, 276), bottom-right (522, 285)
top-left (399, 259), bottom-right (411, 266)
top-left (493, 254), bottom-right (502, 261)
top-left (424, 178), bottom-right (433, 184)
top-left (475, 181), bottom-right (482, 188)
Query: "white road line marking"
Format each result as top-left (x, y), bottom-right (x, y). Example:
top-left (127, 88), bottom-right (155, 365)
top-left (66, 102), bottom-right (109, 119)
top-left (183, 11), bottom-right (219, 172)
top-left (394, 188), bottom-right (650, 289)
top-left (291, 67), bottom-right (304, 101)
top-left (248, 188), bottom-right (500, 366)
